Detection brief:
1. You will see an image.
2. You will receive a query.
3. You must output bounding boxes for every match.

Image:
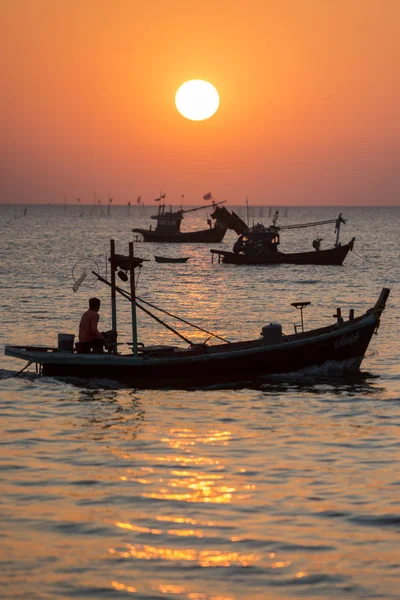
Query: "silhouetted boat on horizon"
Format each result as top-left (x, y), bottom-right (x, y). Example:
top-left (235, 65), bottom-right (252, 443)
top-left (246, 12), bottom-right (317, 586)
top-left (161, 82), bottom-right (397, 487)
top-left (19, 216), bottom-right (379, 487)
top-left (211, 212), bottom-right (355, 266)
top-left (132, 196), bottom-right (233, 243)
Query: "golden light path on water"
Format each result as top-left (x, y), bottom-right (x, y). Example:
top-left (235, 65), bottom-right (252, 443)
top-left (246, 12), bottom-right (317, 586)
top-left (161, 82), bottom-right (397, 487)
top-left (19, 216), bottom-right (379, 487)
top-left (107, 424), bottom-right (308, 596)
top-left (1, 206), bottom-right (399, 599)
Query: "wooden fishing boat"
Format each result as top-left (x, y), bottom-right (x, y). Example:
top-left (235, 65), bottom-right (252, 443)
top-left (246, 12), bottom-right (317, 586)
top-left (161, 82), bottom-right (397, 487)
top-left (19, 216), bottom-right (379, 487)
top-left (154, 256), bottom-right (189, 263)
top-left (4, 241), bottom-right (390, 389)
top-left (212, 239), bottom-right (355, 266)
top-left (211, 212), bottom-right (355, 266)
top-left (132, 197), bottom-right (229, 243)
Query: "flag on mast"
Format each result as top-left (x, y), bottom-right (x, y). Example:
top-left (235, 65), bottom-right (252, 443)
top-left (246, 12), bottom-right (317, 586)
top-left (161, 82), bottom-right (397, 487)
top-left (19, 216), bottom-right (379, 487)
top-left (154, 193), bottom-right (166, 202)
top-left (203, 192), bottom-right (213, 201)
top-left (136, 196), bottom-right (141, 204)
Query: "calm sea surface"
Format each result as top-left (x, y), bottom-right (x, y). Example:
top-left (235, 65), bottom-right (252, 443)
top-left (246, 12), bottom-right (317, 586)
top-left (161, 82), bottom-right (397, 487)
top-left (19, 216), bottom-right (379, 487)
top-left (0, 204), bottom-right (399, 599)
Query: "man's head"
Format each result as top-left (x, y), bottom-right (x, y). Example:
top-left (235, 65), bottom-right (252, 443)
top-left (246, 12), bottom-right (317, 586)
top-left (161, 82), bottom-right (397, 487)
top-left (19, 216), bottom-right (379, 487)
top-left (89, 297), bottom-right (101, 312)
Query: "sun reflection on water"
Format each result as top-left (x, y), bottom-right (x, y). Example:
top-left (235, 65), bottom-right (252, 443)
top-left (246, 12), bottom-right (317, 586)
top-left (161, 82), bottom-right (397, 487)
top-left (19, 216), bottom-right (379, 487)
top-left (108, 424), bottom-right (264, 577)
top-left (111, 581), bottom-right (136, 593)
top-left (109, 543), bottom-right (260, 567)
top-left (112, 581), bottom-right (236, 599)
top-left (156, 515), bottom-right (204, 525)
top-left (116, 519), bottom-right (211, 539)
top-left (162, 428), bottom-right (233, 449)
top-left (108, 422), bottom-right (275, 594)
top-left (116, 521), bottom-right (163, 535)
top-left (113, 426), bottom-right (254, 505)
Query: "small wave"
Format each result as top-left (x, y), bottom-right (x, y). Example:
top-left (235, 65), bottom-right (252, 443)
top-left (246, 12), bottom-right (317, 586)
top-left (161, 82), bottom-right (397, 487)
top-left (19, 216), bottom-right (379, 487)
top-left (267, 572), bottom-right (347, 587)
top-left (0, 368), bottom-right (17, 379)
top-left (269, 358), bottom-right (363, 379)
top-left (348, 513), bottom-right (400, 530)
top-left (260, 360), bottom-right (375, 386)
top-left (298, 279), bottom-right (320, 285)
top-left (46, 375), bottom-right (126, 391)
top-left (0, 368), bottom-right (39, 382)
top-left (274, 541), bottom-right (335, 552)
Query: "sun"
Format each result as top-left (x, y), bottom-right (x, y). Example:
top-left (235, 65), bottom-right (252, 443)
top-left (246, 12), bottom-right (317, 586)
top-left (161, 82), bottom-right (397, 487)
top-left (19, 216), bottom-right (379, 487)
top-left (175, 80), bottom-right (219, 121)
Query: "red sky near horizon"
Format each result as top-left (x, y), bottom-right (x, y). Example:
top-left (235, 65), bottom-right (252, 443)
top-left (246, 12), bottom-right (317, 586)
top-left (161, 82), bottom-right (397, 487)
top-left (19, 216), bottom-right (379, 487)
top-left (1, 0), bottom-right (399, 206)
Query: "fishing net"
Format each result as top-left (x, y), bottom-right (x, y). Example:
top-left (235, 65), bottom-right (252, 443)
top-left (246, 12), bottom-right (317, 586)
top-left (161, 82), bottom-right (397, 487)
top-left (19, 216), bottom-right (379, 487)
top-left (72, 258), bottom-right (100, 291)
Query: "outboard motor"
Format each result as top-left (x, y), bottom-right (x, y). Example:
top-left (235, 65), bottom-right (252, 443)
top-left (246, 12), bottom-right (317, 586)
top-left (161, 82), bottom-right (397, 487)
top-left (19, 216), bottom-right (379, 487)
top-left (260, 323), bottom-right (282, 345)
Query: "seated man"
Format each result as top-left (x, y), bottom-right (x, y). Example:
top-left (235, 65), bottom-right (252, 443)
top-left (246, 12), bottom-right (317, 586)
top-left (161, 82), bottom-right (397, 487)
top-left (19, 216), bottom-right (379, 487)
top-left (78, 297), bottom-right (116, 353)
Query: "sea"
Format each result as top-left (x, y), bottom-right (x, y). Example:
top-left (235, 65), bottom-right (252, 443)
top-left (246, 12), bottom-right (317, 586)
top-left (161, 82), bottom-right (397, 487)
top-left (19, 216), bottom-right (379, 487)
top-left (0, 203), bottom-right (399, 600)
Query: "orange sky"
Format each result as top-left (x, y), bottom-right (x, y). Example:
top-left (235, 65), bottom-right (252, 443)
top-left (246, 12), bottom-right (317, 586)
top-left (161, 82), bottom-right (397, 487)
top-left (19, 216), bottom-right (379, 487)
top-left (1, 0), bottom-right (399, 205)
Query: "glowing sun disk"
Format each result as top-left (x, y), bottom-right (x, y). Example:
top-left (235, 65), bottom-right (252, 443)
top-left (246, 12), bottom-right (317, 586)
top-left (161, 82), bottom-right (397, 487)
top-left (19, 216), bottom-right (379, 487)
top-left (175, 80), bottom-right (219, 121)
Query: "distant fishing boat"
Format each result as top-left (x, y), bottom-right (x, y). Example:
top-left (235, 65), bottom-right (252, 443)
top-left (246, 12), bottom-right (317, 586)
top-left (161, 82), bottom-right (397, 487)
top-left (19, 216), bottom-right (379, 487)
top-left (132, 195), bottom-right (244, 243)
top-left (154, 256), bottom-right (189, 263)
top-left (211, 212), bottom-right (355, 266)
top-left (4, 240), bottom-right (390, 389)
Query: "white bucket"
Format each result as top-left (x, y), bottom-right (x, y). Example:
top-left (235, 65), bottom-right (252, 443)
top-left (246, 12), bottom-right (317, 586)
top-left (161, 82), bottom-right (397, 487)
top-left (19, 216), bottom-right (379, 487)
top-left (261, 323), bottom-right (282, 345)
top-left (58, 333), bottom-right (75, 352)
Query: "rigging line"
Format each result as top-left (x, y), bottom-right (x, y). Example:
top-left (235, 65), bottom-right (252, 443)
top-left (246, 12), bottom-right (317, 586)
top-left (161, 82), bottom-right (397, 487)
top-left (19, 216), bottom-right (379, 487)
top-left (93, 270), bottom-right (230, 343)
top-left (135, 299), bottom-right (193, 345)
top-left (135, 296), bottom-right (231, 343)
top-left (181, 200), bottom-right (226, 214)
top-left (135, 265), bottom-right (142, 288)
top-left (92, 272), bottom-right (193, 345)
top-left (351, 249), bottom-right (378, 264)
top-left (279, 218), bottom-right (338, 230)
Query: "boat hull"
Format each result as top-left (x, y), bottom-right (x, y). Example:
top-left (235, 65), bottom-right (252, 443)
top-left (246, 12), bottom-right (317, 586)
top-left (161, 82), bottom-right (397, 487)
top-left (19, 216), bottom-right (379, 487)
top-left (211, 239), bottom-right (355, 265)
top-left (133, 227), bottom-right (226, 243)
top-left (154, 256), bottom-right (189, 263)
top-left (5, 311), bottom-right (380, 389)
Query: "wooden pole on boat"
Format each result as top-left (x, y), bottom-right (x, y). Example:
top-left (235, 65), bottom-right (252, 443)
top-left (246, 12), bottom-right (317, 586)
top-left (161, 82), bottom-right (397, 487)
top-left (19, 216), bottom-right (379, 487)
top-left (110, 240), bottom-right (117, 335)
top-left (129, 241), bottom-right (138, 356)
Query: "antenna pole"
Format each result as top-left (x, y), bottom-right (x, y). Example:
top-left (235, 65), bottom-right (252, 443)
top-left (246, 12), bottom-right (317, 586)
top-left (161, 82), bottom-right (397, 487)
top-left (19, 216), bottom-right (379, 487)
top-left (110, 240), bottom-right (117, 335)
top-left (129, 241), bottom-right (138, 356)
top-left (246, 196), bottom-right (249, 226)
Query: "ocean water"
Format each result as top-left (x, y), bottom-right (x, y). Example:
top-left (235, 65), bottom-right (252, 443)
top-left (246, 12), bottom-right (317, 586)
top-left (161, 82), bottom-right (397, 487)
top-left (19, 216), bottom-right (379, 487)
top-left (0, 204), bottom-right (399, 600)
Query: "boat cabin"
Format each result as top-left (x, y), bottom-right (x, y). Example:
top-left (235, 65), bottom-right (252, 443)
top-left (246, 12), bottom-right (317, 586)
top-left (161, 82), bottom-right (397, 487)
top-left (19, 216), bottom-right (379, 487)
top-left (150, 205), bottom-right (184, 235)
top-left (233, 225), bottom-right (280, 255)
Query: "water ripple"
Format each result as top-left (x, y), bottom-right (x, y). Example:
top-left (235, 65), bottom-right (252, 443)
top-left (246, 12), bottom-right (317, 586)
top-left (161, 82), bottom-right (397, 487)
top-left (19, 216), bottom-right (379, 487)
top-left (0, 205), bottom-right (399, 600)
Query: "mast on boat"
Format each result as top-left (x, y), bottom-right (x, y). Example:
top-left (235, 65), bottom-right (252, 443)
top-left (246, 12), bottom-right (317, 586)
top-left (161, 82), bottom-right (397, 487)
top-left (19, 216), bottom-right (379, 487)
top-left (96, 240), bottom-right (230, 354)
top-left (110, 240), bottom-right (117, 336)
top-left (129, 241), bottom-right (138, 356)
top-left (109, 239), bottom-right (141, 356)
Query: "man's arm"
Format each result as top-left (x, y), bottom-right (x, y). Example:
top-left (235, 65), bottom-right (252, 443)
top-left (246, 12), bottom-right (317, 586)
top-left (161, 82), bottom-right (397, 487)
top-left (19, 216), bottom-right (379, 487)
top-left (90, 313), bottom-right (104, 339)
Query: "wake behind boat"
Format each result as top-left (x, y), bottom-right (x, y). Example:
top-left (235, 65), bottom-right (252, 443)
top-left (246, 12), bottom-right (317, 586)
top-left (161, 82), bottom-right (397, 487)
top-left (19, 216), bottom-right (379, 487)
top-left (4, 240), bottom-right (390, 389)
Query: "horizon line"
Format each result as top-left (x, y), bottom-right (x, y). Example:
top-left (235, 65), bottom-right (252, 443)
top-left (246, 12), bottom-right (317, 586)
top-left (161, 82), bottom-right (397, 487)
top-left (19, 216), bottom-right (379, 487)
top-left (0, 202), bottom-right (398, 208)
